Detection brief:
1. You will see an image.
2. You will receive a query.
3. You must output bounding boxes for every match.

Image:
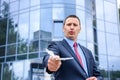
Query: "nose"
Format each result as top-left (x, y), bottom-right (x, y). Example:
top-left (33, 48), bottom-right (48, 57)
top-left (70, 24), bottom-right (74, 29)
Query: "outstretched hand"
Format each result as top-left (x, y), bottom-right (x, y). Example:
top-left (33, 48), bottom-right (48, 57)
top-left (86, 76), bottom-right (97, 80)
top-left (47, 55), bottom-right (62, 72)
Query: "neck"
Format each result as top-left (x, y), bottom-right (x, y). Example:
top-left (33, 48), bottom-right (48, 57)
top-left (65, 37), bottom-right (77, 42)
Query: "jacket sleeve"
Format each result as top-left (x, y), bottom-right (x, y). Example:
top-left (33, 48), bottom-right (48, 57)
top-left (88, 50), bottom-right (103, 80)
top-left (81, 46), bottom-right (103, 80)
top-left (42, 41), bottom-right (60, 74)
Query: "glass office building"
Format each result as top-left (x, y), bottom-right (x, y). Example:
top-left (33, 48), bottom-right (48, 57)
top-left (0, 0), bottom-right (120, 80)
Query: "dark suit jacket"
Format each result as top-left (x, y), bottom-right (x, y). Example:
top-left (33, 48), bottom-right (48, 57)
top-left (43, 39), bottom-right (103, 80)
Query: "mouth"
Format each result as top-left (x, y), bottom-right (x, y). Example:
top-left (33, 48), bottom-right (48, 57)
top-left (69, 31), bottom-right (74, 35)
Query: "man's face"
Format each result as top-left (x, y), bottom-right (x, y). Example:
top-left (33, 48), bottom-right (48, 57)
top-left (63, 17), bottom-right (81, 41)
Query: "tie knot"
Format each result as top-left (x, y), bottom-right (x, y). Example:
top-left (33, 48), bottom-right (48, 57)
top-left (73, 42), bottom-right (77, 47)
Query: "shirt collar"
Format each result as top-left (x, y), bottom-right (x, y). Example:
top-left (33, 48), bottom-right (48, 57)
top-left (64, 37), bottom-right (77, 47)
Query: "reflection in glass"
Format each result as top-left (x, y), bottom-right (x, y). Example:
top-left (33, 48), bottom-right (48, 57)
top-left (6, 56), bottom-right (15, 61)
top-left (99, 55), bottom-right (108, 70)
top-left (40, 8), bottom-right (52, 32)
top-left (40, 8), bottom-right (52, 52)
top-left (85, 0), bottom-right (92, 10)
top-left (29, 40), bottom-right (39, 52)
top-left (40, 30), bottom-right (52, 51)
top-left (40, 0), bottom-right (52, 4)
top-left (53, 7), bottom-right (64, 20)
top-left (0, 57), bottom-right (4, 62)
top-left (64, 8), bottom-right (76, 16)
top-left (53, 21), bottom-right (63, 38)
top-left (104, 1), bottom-right (117, 23)
top-left (87, 42), bottom-right (94, 56)
top-left (97, 19), bottom-right (105, 31)
top-left (0, 18), bottom-right (7, 46)
top-left (96, 0), bottom-right (104, 19)
top-left (0, 46), bottom-right (5, 57)
top-left (8, 15), bottom-right (18, 44)
top-left (17, 54), bottom-right (27, 60)
top-left (31, 63), bottom-right (44, 80)
top-left (105, 0), bottom-right (116, 3)
top-left (1, 61), bottom-right (32, 80)
top-left (76, 0), bottom-right (85, 6)
top-left (106, 33), bottom-right (120, 56)
top-left (2, 63), bottom-right (13, 80)
top-left (99, 55), bottom-right (108, 78)
top-left (86, 13), bottom-right (93, 42)
top-left (30, 10), bottom-right (40, 41)
top-left (97, 31), bottom-right (106, 54)
top-left (87, 27), bottom-right (93, 42)
top-left (77, 10), bottom-right (86, 41)
top-left (40, 52), bottom-right (47, 58)
top-left (24, 60), bottom-right (31, 79)
top-left (18, 12), bottom-right (29, 42)
top-left (108, 56), bottom-right (120, 79)
top-left (17, 42), bottom-right (27, 54)
top-left (40, 36), bottom-right (51, 51)
top-left (10, 0), bottom-right (16, 2)
top-left (52, 0), bottom-right (64, 3)
top-left (29, 10), bottom-right (40, 53)
top-left (13, 61), bottom-right (24, 79)
top-left (105, 22), bottom-right (118, 34)
top-left (29, 53), bottom-right (38, 59)
top-left (11, 60), bottom-right (44, 80)
top-left (108, 56), bottom-right (120, 71)
top-left (1, 0), bottom-right (9, 4)
top-left (9, 1), bottom-right (19, 13)
top-left (30, 0), bottom-right (40, 6)
top-left (7, 44), bottom-right (16, 55)
top-left (0, 64), bottom-right (1, 79)
top-left (20, 0), bottom-right (29, 10)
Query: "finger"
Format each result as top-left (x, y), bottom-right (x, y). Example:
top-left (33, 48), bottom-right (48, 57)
top-left (48, 56), bottom-right (62, 71)
top-left (48, 60), bottom-right (61, 71)
top-left (86, 77), bottom-right (97, 80)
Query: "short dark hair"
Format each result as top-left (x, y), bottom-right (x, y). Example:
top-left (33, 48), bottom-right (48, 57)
top-left (63, 15), bottom-right (81, 26)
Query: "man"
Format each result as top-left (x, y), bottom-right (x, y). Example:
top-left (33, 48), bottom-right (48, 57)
top-left (43, 15), bottom-right (103, 80)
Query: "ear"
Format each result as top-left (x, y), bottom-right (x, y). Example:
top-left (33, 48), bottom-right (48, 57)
top-left (78, 26), bottom-right (81, 33)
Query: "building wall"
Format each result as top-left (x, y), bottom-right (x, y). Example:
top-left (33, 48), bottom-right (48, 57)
top-left (96, 0), bottom-right (120, 79)
top-left (0, 0), bottom-right (120, 80)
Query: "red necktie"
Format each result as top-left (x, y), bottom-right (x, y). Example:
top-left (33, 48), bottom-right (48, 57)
top-left (73, 42), bottom-right (84, 68)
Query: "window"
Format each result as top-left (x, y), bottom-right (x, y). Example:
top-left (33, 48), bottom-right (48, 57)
top-left (53, 20), bottom-right (63, 38)
top-left (18, 12), bottom-right (29, 42)
top-left (96, 0), bottom-right (104, 19)
top-left (106, 33), bottom-right (120, 56)
top-left (7, 44), bottom-right (16, 55)
top-left (97, 31), bottom-right (107, 54)
top-left (105, 22), bottom-right (118, 34)
top-left (9, 1), bottom-right (19, 13)
top-left (104, 1), bottom-right (117, 23)
top-left (20, 0), bottom-right (29, 10)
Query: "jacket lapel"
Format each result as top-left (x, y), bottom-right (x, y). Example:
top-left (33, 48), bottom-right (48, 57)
top-left (62, 39), bottom-right (77, 60)
top-left (79, 44), bottom-right (91, 77)
top-left (62, 39), bottom-right (88, 78)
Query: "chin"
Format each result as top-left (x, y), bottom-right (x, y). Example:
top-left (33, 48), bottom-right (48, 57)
top-left (68, 37), bottom-right (74, 40)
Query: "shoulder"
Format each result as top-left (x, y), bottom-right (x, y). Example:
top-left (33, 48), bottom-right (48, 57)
top-left (79, 44), bottom-right (93, 57)
top-left (48, 39), bottom-right (67, 46)
top-left (79, 44), bottom-right (91, 52)
top-left (48, 40), bottom-right (62, 46)
top-left (47, 40), bottom-right (64, 55)
top-left (48, 40), bottom-right (63, 49)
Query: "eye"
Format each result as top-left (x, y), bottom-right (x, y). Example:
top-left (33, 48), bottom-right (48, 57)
top-left (67, 23), bottom-right (72, 26)
top-left (73, 23), bottom-right (78, 26)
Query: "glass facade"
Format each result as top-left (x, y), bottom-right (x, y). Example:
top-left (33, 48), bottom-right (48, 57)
top-left (0, 0), bottom-right (120, 80)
